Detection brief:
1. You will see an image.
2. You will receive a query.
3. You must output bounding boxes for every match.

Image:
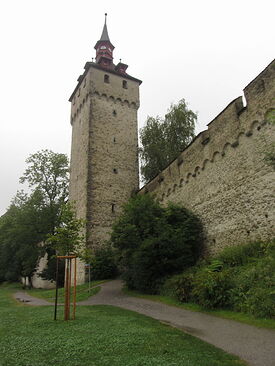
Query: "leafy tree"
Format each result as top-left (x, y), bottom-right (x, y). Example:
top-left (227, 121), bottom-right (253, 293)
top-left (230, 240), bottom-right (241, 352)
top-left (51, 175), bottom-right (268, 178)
top-left (140, 99), bottom-right (197, 182)
top-left (89, 244), bottom-right (118, 280)
top-left (20, 149), bottom-right (69, 234)
top-left (111, 194), bottom-right (203, 293)
top-left (0, 192), bottom-right (46, 286)
top-left (39, 202), bottom-right (85, 286)
top-left (0, 150), bottom-right (70, 286)
top-left (45, 202), bottom-right (85, 256)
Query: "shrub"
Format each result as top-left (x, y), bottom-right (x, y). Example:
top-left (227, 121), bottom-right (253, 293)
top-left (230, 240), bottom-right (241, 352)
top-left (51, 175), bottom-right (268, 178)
top-left (90, 245), bottom-right (118, 280)
top-left (191, 269), bottom-right (234, 309)
top-left (111, 195), bottom-right (204, 293)
top-left (229, 252), bottom-right (275, 318)
top-left (161, 268), bottom-right (197, 302)
top-left (217, 241), bottom-right (265, 267)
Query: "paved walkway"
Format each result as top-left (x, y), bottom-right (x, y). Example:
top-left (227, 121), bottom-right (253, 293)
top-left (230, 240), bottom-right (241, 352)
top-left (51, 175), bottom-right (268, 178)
top-left (14, 280), bottom-right (275, 366)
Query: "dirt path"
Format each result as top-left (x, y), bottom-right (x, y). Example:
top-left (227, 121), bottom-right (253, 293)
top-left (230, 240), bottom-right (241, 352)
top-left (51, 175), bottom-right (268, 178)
top-left (15, 280), bottom-right (275, 366)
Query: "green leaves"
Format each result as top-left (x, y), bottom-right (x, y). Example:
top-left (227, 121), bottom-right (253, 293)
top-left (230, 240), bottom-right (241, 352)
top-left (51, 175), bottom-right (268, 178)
top-left (139, 99), bottom-right (197, 182)
top-left (111, 195), bottom-right (203, 293)
top-left (0, 149), bottom-right (70, 285)
top-left (46, 202), bottom-right (85, 257)
top-left (20, 149), bottom-right (69, 206)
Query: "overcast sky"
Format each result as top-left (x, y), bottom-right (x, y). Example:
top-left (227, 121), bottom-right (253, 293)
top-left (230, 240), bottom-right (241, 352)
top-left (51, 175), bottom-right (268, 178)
top-left (0, 0), bottom-right (274, 215)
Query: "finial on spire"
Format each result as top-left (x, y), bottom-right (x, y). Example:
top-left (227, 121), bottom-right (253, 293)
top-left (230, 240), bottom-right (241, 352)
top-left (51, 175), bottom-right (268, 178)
top-left (105, 13), bottom-right (107, 24)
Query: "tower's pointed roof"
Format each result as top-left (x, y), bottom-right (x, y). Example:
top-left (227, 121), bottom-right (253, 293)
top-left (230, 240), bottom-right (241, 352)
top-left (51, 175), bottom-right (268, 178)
top-left (100, 13), bottom-right (110, 41)
top-left (94, 13), bottom-right (114, 50)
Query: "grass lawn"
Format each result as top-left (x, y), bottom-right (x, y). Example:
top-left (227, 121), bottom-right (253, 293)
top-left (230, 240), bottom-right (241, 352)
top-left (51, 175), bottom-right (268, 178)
top-left (0, 283), bottom-right (246, 366)
top-left (26, 280), bottom-right (107, 303)
top-left (123, 288), bottom-right (275, 330)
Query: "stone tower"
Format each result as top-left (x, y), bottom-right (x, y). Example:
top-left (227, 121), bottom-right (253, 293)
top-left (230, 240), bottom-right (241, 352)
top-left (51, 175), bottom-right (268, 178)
top-left (69, 15), bottom-right (142, 283)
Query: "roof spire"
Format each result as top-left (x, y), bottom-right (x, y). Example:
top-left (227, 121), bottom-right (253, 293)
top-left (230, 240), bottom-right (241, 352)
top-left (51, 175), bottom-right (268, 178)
top-left (100, 13), bottom-right (110, 42)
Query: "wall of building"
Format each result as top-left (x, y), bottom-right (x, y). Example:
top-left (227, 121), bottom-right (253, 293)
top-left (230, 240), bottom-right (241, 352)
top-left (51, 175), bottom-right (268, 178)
top-left (140, 60), bottom-right (275, 254)
top-left (69, 64), bottom-right (140, 282)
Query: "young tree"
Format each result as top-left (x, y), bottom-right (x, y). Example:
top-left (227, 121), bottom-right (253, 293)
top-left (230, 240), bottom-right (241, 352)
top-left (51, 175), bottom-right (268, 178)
top-left (46, 202), bottom-right (85, 256)
top-left (139, 99), bottom-right (197, 183)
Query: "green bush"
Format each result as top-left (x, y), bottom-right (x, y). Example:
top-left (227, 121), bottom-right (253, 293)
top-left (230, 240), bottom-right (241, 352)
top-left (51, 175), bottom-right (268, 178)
top-left (111, 195), bottom-right (204, 293)
top-left (217, 241), bottom-right (265, 267)
top-left (161, 241), bottom-right (275, 318)
top-left (229, 252), bottom-right (275, 318)
top-left (90, 245), bottom-right (118, 280)
top-left (191, 269), bottom-right (234, 309)
top-left (161, 268), bottom-right (197, 302)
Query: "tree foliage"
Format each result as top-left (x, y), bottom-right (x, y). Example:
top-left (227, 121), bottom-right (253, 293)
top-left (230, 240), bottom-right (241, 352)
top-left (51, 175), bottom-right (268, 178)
top-left (46, 202), bottom-right (85, 257)
top-left (20, 149), bottom-right (69, 234)
top-left (111, 194), bottom-right (203, 293)
top-left (139, 99), bottom-right (197, 183)
top-left (0, 192), bottom-right (46, 285)
top-left (89, 244), bottom-right (118, 280)
top-left (0, 150), bottom-right (70, 286)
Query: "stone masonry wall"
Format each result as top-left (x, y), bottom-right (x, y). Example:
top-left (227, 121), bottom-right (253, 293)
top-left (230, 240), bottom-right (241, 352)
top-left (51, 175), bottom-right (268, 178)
top-left (69, 64), bottom-right (140, 282)
top-left (86, 67), bottom-right (140, 249)
top-left (139, 60), bottom-right (275, 254)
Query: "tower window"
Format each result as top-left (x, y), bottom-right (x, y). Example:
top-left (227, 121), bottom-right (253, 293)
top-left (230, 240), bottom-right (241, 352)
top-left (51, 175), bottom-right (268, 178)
top-left (111, 204), bottom-right (115, 213)
top-left (113, 110), bottom-right (117, 116)
top-left (104, 74), bottom-right (110, 83)
top-left (113, 168), bottom-right (118, 174)
top-left (83, 78), bottom-right (86, 88)
top-left (122, 80), bottom-right (128, 89)
top-left (113, 137), bottom-right (116, 143)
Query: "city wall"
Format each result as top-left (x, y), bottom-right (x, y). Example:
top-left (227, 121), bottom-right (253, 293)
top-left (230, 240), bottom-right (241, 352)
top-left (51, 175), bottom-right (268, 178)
top-left (139, 60), bottom-right (275, 253)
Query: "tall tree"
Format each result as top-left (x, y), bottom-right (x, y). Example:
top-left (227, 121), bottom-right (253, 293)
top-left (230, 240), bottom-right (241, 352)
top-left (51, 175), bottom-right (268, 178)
top-left (0, 192), bottom-right (45, 285)
top-left (139, 99), bottom-right (197, 183)
top-left (20, 149), bottom-right (69, 234)
top-left (0, 150), bottom-right (70, 286)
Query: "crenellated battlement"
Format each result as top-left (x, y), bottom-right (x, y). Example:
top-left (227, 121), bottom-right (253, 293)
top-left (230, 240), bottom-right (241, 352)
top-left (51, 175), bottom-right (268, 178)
top-left (139, 59), bottom-right (275, 253)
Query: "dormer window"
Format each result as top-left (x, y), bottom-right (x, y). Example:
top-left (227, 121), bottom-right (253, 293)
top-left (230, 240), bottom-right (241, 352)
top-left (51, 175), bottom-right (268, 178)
top-left (104, 74), bottom-right (110, 83)
top-left (122, 80), bottom-right (128, 89)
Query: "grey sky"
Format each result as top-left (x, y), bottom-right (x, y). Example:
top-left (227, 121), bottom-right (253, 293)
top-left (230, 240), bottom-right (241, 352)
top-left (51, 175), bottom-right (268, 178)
top-left (0, 0), bottom-right (274, 215)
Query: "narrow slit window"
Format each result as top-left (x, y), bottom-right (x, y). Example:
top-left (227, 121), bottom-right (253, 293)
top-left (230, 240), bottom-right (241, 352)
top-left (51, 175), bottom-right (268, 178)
top-left (122, 80), bottom-right (128, 89)
top-left (113, 168), bottom-right (118, 174)
top-left (104, 74), bottom-right (110, 83)
top-left (111, 204), bottom-right (115, 213)
top-left (113, 110), bottom-right (117, 117)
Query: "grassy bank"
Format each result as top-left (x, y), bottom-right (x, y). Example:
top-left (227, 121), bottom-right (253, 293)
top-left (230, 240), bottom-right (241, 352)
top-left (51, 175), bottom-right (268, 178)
top-left (0, 284), bottom-right (246, 366)
top-left (123, 287), bottom-right (275, 330)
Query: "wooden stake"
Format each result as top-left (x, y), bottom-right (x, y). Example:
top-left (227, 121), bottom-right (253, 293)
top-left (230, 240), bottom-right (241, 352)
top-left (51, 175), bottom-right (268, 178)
top-left (73, 257), bottom-right (77, 320)
top-left (54, 257), bottom-right (59, 321)
top-left (64, 259), bottom-right (70, 321)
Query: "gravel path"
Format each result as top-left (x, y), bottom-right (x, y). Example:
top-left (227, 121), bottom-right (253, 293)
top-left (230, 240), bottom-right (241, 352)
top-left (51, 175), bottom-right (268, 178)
top-left (14, 280), bottom-right (275, 366)
top-left (14, 291), bottom-right (52, 306)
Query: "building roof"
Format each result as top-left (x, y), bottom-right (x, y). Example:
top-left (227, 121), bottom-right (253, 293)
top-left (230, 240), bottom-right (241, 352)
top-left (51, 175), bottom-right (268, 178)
top-left (100, 14), bottom-right (110, 42)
